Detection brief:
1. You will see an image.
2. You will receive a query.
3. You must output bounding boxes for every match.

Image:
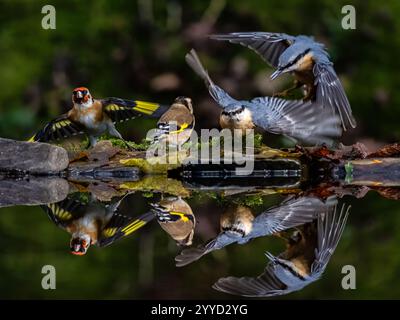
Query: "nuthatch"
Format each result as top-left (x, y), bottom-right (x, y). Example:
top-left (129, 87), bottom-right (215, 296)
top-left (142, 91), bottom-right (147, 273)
top-left (210, 32), bottom-right (356, 131)
top-left (151, 197), bottom-right (195, 246)
top-left (42, 194), bottom-right (154, 255)
top-left (147, 96), bottom-right (195, 149)
top-left (185, 49), bottom-right (342, 147)
top-left (175, 196), bottom-right (335, 267)
top-left (29, 87), bottom-right (168, 148)
top-left (213, 202), bottom-right (350, 297)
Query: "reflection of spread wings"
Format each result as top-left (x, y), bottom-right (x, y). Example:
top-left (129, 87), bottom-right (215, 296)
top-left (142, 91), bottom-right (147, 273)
top-left (210, 32), bottom-right (295, 68)
top-left (97, 211), bottom-right (155, 247)
top-left (29, 114), bottom-right (85, 143)
top-left (248, 195), bottom-right (337, 237)
top-left (213, 203), bottom-right (350, 297)
top-left (102, 98), bottom-right (169, 122)
top-left (176, 196), bottom-right (336, 267)
top-left (41, 198), bottom-right (87, 229)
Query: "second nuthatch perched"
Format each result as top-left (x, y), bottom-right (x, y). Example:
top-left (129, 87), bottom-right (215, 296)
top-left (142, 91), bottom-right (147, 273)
top-left (210, 32), bottom-right (356, 131)
top-left (175, 196), bottom-right (335, 267)
top-left (185, 49), bottom-right (342, 147)
top-left (213, 203), bottom-right (350, 297)
top-left (151, 197), bottom-right (196, 246)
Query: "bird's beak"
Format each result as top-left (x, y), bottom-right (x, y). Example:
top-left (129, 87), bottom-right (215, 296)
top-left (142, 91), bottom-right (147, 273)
top-left (270, 68), bottom-right (284, 80)
top-left (76, 91), bottom-right (83, 99)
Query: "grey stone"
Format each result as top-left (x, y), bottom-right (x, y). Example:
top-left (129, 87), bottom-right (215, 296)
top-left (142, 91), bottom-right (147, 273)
top-left (0, 138), bottom-right (69, 173)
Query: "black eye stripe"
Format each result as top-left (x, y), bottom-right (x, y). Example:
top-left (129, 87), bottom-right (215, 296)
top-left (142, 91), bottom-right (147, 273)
top-left (283, 48), bottom-right (311, 69)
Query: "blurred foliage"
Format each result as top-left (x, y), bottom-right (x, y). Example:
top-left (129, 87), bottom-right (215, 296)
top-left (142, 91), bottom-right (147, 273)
top-left (1, 0), bottom-right (400, 299)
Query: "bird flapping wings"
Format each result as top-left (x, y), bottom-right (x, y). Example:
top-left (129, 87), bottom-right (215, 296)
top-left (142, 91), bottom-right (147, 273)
top-left (97, 210), bottom-right (156, 247)
top-left (209, 32), bottom-right (296, 68)
top-left (41, 197), bottom-right (87, 229)
top-left (212, 201), bottom-right (350, 297)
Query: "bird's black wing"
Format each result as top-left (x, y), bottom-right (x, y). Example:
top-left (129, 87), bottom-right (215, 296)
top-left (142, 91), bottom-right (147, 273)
top-left (97, 211), bottom-right (155, 247)
top-left (213, 263), bottom-right (288, 297)
top-left (102, 98), bottom-right (169, 122)
top-left (313, 63), bottom-right (356, 131)
top-left (311, 203), bottom-right (350, 276)
top-left (210, 32), bottom-right (296, 68)
top-left (41, 198), bottom-right (87, 229)
top-left (28, 114), bottom-right (85, 143)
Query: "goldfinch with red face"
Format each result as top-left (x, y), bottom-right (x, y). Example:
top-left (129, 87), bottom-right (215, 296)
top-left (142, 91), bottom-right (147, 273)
top-left (42, 194), bottom-right (154, 255)
top-left (29, 87), bottom-right (168, 148)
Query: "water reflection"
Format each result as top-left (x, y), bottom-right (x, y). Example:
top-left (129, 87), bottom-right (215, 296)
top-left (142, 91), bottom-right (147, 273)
top-left (213, 203), bottom-right (350, 297)
top-left (1, 168), bottom-right (398, 298)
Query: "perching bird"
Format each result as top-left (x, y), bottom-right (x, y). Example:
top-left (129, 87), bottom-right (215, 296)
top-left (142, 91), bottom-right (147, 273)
top-left (147, 96), bottom-right (195, 149)
top-left (185, 49), bottom-right (342, 147)
top-left (210, 32), bottom-right (356, 131)
top-left (175, 196), bottom-right (337, 267)
top-left (29, 87), bottom-right (168, 148)
top-left (41, 193), bottom-right (154, 255)
top-left (213, 203), bottom-right (350, 297)
top-left (151, 196), bottom-right (195, 246)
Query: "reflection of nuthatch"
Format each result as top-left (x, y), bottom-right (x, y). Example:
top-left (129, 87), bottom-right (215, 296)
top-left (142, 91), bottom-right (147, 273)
top-left (151, 197), bottom-right (195, 246)
top-left (186, 49), bottom-right (342, 147)
top-left (210, 32), bottom-right (356, 131)
top-left (213, 203), bottom-right (350, 297)
top-left (42, 194), bottom-right (154, 255)
top-left (148, 97), bottom-right (195, 149)
top-left (175, 196), bottom-right (336, 267)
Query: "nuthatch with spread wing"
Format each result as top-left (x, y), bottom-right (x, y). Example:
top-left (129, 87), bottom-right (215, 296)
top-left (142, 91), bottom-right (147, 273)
top-left (185, 49), bottom-right (342, 147)
top-left (210, 32), bottom-right (356, 131)
top-left (147, 96), bottom-right (195, 149)
top-left (42, 194), bottom-right (154, 255)
top-left (151, 196), bottom-right (196, 246)
top-left (29, 87), bottom-right (168, 148)
top-left (213, 202), bottom-right (350, 297)
top-left (175, 196), bottom-right (336, 267)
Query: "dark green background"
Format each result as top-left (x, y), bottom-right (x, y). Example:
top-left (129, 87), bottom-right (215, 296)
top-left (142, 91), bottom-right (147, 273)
top-left (1, 0), bottom-right (400, 299)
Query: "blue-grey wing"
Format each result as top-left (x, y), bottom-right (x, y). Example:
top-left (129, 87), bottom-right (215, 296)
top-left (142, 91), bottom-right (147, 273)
top-left (175, 233), bottom-right (237, 267)
top-left (248, 196), bottom-right (337, 238)
top-left (310, 203), bottom-right (350, 277)
top-left (246, 96), bottom-right (342, 147)
top-left (313, 62), bottom-right (356, 131)
top-left (185, 49), bottom-right (237, 107)
top-left (213, 263), bottom-right (288, 297)
top-left (210, 32), bottom-right (296, 68)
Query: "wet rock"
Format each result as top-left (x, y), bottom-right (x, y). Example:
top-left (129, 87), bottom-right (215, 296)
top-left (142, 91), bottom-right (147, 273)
top-left (0, 177), bottom-right (69, 207)
top-left (0, 138), bottom-right (69, 173)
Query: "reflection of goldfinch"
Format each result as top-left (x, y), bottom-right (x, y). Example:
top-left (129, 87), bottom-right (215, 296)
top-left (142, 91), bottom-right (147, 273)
top-left (148, 96), bottom-right (194, 148)
top-left (213, 203), bottom-right (350, 297)
top-left (186, 49), bottom-right (342, 146)
top-left (29, 87), bottom-right (168, 148)
top-left (175, 196), bottom-right (336, 267)
top-left (42, 194), bottom-right (154, 255)
top-left (151, 197), bottom-right (195, 246)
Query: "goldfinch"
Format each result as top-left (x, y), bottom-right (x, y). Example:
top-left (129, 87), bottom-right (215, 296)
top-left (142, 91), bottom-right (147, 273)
top-left (151, 196), bottom-right (195, 246)
top-left (42, 194), bottom-right (154, 255)
top-left (29, 87), bottom-right (168, 148)
top-left (147, 96), bottom-right (195, 149)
